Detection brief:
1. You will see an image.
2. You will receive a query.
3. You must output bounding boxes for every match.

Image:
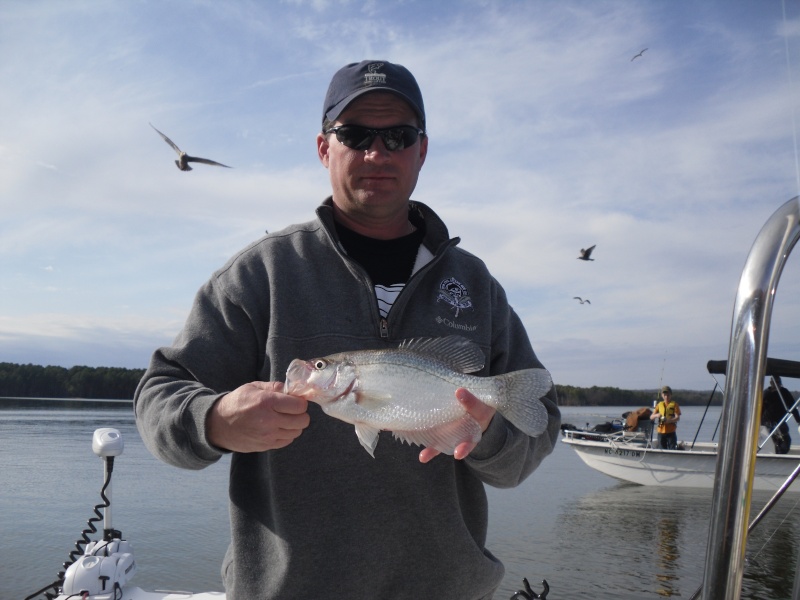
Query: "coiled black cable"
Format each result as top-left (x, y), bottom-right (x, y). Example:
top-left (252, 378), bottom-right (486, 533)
top-left (24, 457), bottom-right (115, 600)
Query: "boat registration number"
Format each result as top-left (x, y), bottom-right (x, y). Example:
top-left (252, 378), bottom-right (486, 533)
top-left (604, 448), bottom-right (643, 458)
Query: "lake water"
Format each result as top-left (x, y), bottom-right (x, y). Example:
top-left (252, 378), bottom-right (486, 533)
top-left (6, 401), bottom-right (800, 600)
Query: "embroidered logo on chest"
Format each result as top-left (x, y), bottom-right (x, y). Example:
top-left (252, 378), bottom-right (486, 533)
top-left (437, 277), bottom-right (472, 317)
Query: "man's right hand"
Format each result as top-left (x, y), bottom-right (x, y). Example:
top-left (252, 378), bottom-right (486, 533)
top-left (207, 381), bottom-right (310, 453)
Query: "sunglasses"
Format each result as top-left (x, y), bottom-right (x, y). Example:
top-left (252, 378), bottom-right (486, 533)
top-left (324, 124), bottom-right (424, 151)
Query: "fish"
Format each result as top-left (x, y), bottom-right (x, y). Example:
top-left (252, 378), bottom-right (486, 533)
top-left (284, 335), bottom-right (553, 458)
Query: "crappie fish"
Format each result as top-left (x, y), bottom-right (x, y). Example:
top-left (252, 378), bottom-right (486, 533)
top-left (284, 335), bottom-right (552, 458)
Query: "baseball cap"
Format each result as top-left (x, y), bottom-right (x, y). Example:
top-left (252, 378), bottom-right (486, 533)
top-left (661, 386), bottom-right (672, 394)
top-left (322, 60), bottom-right (425, 129)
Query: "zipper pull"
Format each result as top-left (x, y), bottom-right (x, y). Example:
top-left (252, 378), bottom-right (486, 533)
top-left (379, 318), bottom-right (388, 339)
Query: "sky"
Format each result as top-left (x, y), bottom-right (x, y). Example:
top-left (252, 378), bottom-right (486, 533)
top-left (2, 0), bottom-right (800, 391)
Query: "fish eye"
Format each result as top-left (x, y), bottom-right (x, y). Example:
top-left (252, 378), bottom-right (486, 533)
top-left (313, 359), bottom-right (328, 370)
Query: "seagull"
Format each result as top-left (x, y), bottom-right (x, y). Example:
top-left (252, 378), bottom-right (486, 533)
top-left (150, 123), bottom-right (232, 171)
top-left (573, 297), bottom-right (591, 305)
top-left (578, 245), bottom-right (596, 261)
top-left (631, 48), bottom-right (648, 61)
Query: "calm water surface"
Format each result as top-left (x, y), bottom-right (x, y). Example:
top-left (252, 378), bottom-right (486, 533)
top-left (6, 402), bottom-right (800, 599)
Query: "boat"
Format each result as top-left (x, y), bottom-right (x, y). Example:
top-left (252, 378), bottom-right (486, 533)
top-left (562, 355), bottom-right (800, 491)
top-left (562, 410), bottom-right (800, 492)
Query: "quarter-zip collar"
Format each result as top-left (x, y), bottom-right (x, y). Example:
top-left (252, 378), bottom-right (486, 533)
top-left (315, 197), bottom-right (459, 259)
top-left (314, 197), bottom-right (460, 340)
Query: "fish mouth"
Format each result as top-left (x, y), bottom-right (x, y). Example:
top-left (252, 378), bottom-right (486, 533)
top-left (285, 359), bottom-right (312, 396)
top-left (284, 359), bottom-right (356, 402)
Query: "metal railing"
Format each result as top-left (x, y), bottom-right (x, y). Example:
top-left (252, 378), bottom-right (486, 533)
top-left (701, 196), bottom-right (800, 598)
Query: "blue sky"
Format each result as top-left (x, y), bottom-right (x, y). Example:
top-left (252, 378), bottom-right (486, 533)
top-left (2, 0), bottom-right (800, 390)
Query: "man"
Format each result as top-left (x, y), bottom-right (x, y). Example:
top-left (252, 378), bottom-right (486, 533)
top-left (650, 385), bottom-right (681, 449)
top-left (761, 375), bottom-right (800, 454)
top-left (134, 60), bottom-right (560, 600)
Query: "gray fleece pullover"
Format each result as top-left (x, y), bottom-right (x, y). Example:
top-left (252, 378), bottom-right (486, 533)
top-left (134, 198), bottom-right (561, 600)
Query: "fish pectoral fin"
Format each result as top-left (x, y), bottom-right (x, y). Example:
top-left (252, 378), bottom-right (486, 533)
top-left (354, 423), bottom-right (381, 458)
top-left (392, 413), bottom-right (482, 455)
top-left (354, 390), bottom-right (393, 410)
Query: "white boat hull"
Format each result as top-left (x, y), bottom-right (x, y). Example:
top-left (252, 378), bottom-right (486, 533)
top-left (562, 431), bottom-right (800, 492)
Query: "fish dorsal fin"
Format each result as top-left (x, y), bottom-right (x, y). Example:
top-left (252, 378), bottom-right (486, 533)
top-left (354, 423), bottom-right (381, 458)
top-left (397, 335), bottom-right (485, 374)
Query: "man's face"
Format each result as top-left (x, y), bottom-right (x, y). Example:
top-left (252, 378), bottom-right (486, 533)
top-left (317, 92), bottom-right (427, 230)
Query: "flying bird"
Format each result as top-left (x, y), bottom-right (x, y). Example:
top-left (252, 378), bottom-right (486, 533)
top-left (631, 48), bottom-right (648, 61)
top-left (573, 297), bottom-right (591, 305)
top-left (150, 123), bottom-right (232, 171)
top-left (577, 245), bottom-right (596, 261)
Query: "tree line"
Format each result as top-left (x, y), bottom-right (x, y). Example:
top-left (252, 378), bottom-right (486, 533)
top-left (0, 363), bottom-right (146, 400)
top-left (554, 384), bottom-right (722, 407)
top-left (0, 362), bottom-right (724, 405)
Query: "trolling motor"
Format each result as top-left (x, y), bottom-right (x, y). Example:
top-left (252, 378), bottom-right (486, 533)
top-left (59, 428), bottom-right (138, 598)
top-left (26, 428), bottom-right (138, 600)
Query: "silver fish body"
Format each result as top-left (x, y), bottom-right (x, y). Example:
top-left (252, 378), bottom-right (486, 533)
top-left (285, 336), bottom-right (552, 457)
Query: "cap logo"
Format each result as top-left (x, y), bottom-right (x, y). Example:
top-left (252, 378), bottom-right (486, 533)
top-left (364, 63), bottom-right (386, 86)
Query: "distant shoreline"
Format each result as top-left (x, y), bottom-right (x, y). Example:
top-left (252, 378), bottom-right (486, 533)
top-left (0, 396), bottom-right (132, 408)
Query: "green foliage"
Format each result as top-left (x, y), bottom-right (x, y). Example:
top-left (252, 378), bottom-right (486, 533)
top-left (0, 363), bottom-right (145, 400)
top-left (555, 384), bottom-right (723, 407)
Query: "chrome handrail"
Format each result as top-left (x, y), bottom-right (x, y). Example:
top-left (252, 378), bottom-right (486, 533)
top-left (701, 196), bottom-right (800, 598)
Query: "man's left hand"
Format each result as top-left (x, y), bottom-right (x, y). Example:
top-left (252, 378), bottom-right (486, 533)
top-left (419, 388), bottom-right (496, 463)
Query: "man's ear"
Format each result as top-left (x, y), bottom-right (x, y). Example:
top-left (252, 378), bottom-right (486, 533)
top-left (418, 134), bottom-right (428, 168)
top-left (317, 132), bottom-right (330, 168)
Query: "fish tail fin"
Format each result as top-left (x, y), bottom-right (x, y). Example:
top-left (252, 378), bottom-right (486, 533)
top-left (494, 368), bottom-right (553, 437)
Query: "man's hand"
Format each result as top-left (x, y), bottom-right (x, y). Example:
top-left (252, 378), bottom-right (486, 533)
top-left (207, 381), bottom-right (310, 453)
top-left (418, 388), bottom-right (496, 463)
